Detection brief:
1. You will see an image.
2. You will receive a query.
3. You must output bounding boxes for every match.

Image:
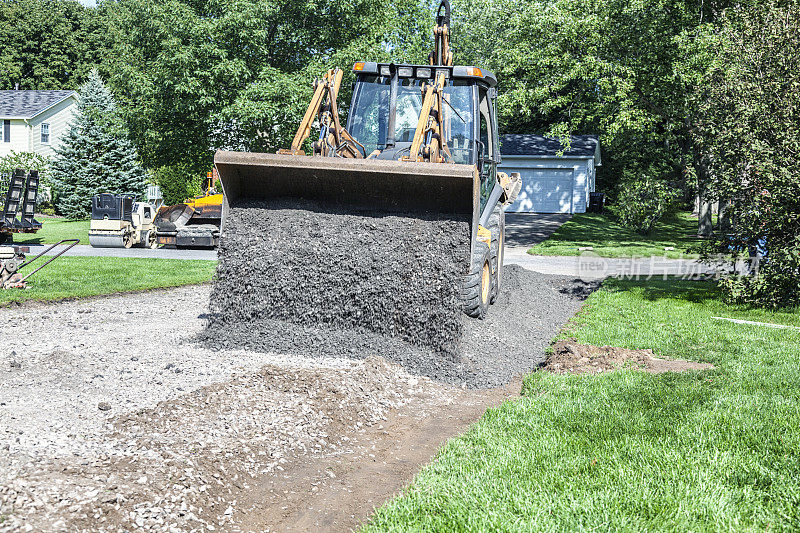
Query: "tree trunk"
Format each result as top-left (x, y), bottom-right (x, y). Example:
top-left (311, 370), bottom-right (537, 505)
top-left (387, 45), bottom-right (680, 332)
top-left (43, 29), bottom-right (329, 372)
top-left (718, 199), bottom-right (732, 233)
top-left (698, 195), bottom-right (713, 236)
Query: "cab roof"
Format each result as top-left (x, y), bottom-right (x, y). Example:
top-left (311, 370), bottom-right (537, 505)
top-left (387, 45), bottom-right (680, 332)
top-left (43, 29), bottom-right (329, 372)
top-left (353, 62), bottom-right (497, 88)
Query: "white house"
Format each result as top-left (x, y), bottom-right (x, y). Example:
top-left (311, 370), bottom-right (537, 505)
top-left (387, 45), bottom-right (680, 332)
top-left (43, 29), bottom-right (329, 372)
top-left (499, 134), bottom-right (601, 214)
top-left (0, 90), bottom-right (78, 159)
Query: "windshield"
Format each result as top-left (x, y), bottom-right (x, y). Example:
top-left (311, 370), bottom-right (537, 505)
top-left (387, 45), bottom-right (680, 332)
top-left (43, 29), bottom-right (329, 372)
top-left (347, 75), bottom-right (476, 164)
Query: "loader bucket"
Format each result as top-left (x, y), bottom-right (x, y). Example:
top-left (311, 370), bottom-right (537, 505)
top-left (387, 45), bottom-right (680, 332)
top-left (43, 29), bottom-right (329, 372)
top-left (213, 151), bottom-right (479, 223)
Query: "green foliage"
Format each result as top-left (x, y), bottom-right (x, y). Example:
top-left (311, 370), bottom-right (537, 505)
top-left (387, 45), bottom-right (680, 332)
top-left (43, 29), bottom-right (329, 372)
top-left (449, 0), bottom-right (744, 215)
top-left (153, 164), bottom-right (203, 206)
top-left (0, 151), bottom-right (49, 175)
top-left (609, 169), bottom-right (679, 235)
top-left (102, 0), bottom-right (431, 169)
top-left (51, 70), bottom-right (147, 219)
top-left (696, 1), bottom-right (800, 308)
top-left (0, 0), bottom-right (107, 90)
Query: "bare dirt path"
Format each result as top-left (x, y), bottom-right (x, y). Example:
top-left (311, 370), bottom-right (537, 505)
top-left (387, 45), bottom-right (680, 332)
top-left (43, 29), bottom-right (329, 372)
top-left (238, 379), bottom-right (520, 532)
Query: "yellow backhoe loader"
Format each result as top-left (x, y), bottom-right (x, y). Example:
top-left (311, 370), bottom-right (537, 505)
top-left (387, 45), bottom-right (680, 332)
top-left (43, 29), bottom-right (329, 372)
top-left (215, 0), bottom-right (520, 318)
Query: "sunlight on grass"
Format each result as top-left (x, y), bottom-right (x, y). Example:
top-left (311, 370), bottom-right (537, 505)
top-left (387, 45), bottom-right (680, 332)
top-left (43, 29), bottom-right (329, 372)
top-left (363, 279), bottom-right (800, 531)
top-left (12, 217), bottom-right (90, 245)
top-left (529, 211), bottom-right (701, 258)
top-left (0, 257), bottom-right (216, 305)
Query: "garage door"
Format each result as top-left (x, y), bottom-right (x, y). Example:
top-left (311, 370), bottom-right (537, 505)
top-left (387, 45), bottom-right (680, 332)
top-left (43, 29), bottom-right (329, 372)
top-left (505, 168), bottom-right (574, 213)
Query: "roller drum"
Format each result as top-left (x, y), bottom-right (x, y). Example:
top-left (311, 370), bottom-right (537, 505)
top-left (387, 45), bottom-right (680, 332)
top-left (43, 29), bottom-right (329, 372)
top-left (88, 234), bottom-right (126, 248)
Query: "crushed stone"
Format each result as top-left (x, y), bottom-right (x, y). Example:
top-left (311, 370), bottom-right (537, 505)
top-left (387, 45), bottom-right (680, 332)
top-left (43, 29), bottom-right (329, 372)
top-left (200, 199), bottom-right (598, 387)
top-left (0, 287), bottom-right (446, 532)
top-left (206, 199), bottom-right (470, 355)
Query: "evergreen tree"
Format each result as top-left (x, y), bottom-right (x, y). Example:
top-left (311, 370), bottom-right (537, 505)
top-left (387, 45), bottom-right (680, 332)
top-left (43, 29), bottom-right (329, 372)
top-left (52, 70), bottom-right (147, 219)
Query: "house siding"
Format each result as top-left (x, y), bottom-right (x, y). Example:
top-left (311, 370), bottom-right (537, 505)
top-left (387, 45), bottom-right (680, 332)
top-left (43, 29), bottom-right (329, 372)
top-left (0, 119), bottom-right (32, 156)
top-left (29, 97), bottom-right (77, 157)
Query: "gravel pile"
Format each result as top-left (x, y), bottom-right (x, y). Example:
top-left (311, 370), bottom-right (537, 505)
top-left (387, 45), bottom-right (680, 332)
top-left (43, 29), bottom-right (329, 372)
top-left (0, 288), bottom-right (438, 531)
top-left (200, 199), bottom-right (597, 387)
top-left (204, 198), bottom-right (470, 356)
top-left (457, 264), bottom-right (597, 387)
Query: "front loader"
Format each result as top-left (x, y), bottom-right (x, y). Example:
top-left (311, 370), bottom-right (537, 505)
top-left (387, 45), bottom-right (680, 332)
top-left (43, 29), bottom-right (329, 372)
top-left (214, 0), bottom-right (520, 318)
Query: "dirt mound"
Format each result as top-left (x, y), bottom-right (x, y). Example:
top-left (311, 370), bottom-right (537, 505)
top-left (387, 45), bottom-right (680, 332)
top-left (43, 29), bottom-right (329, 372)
top-left (544, 339), bottom-right (715, 374)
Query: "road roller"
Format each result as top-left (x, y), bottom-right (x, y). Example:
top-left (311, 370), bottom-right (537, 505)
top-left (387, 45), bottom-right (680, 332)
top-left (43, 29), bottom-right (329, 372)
top-left (89, 193), bottom-right (159, 249)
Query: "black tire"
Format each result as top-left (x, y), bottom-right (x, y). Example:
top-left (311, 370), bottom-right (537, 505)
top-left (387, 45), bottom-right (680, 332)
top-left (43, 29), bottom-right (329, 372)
top-left (487, 205), bottom-right (504, 304)
top-left (462, 241), bottom-right (492, 319)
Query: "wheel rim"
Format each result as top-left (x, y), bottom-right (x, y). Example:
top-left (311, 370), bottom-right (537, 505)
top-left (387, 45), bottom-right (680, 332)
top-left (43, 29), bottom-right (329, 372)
top-left (481, 261), bottom-right (491, 305)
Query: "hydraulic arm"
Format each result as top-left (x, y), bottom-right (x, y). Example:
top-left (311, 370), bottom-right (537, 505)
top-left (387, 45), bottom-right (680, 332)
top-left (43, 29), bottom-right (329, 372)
top-left (278, 68), bottom-right (365, 158)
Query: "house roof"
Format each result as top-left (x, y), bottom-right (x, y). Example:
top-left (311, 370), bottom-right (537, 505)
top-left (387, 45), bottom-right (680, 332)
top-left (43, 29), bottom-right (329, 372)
top-left (500, 134), bottom-right (600, 160)
top-left (0, 90), bottom-right (77, 119)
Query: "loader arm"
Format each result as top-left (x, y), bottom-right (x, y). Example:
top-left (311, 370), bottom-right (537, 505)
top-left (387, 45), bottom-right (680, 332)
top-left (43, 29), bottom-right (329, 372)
top-left (279, 68), bottom-right (365, 158)
top-left (402, 73), bottom-right (453, 164)
top-left (429, 0), bottom-right (453, 67)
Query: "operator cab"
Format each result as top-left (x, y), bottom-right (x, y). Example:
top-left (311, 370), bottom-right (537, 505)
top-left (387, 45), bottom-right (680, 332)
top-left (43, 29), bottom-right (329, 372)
top-left (347, 61), bottom-right (501, 212)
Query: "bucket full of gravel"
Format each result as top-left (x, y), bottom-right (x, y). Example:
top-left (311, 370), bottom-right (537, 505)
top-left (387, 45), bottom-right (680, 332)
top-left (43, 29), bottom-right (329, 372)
top-left (199, 199), bottom-right (597, 388)
top-left (202, 198), bottom-right (470, 353)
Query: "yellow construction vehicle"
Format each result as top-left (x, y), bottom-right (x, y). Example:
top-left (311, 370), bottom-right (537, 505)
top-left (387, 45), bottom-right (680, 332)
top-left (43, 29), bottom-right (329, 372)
top-left (155, 171), bottom-right (223, 247)
top-left (215, 0), bottom-right (520, 318)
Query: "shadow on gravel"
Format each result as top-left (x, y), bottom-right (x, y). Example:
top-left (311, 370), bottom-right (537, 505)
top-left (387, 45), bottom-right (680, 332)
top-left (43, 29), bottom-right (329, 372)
top-left (557, 279), bottom-right (601, 300)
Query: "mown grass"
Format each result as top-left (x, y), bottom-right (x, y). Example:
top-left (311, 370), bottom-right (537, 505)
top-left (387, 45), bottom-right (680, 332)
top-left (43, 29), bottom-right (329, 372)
top-left (363, 279), bottom-right (800, 531)
top-left (0, 257), bottom-right (216, 305)
top-left (11, 217), bottom-right (90, 245)
top-left (529, 212), bottom-right (702, 258)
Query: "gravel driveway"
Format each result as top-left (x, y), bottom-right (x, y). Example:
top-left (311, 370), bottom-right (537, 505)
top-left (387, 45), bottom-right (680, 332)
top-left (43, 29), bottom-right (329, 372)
top-left (0, 264), bottom-right (595, 530)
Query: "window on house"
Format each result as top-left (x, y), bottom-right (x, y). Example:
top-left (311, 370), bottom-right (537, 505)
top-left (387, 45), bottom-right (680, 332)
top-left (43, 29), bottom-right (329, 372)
top-left (41, 123), bottom-right (50, 144)
top-left (3, 120), bottom-right (9, 143)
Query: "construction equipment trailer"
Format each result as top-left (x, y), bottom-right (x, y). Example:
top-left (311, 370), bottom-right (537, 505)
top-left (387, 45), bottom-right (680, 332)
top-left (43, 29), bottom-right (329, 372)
top-left (215, 0), bottom-right (519, 318)
top-left (1, 169), bottom-right (42, 245)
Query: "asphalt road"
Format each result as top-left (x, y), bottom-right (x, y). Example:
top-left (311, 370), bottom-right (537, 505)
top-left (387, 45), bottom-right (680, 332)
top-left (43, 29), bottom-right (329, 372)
top-left (504, 247), bottom-right (727, 280)
top-left (25, 243), bottom-right (217, 261)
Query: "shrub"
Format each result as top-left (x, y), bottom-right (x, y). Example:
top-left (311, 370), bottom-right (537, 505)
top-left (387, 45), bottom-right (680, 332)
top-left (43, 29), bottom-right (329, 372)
top-left (153, 164), bottom-right (203, 206)
top-left (609, 176), bottom-right (676, 235)
top-left (0, 151), bottom-right (54, 208)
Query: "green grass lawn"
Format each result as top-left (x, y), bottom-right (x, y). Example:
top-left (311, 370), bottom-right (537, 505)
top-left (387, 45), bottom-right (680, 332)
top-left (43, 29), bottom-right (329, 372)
top-left (364, 279), bottom-right (800, 531)
top-left (0, 257), bottom-right (216, 305)
top-left (529, 212), bottom-right (702, 258)
top-left (11, 217), bottom-right (90, 245)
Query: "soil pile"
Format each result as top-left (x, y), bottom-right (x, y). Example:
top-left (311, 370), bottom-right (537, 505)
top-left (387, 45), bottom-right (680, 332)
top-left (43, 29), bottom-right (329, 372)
top-left (545, 339), bottom-right (715, 374)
